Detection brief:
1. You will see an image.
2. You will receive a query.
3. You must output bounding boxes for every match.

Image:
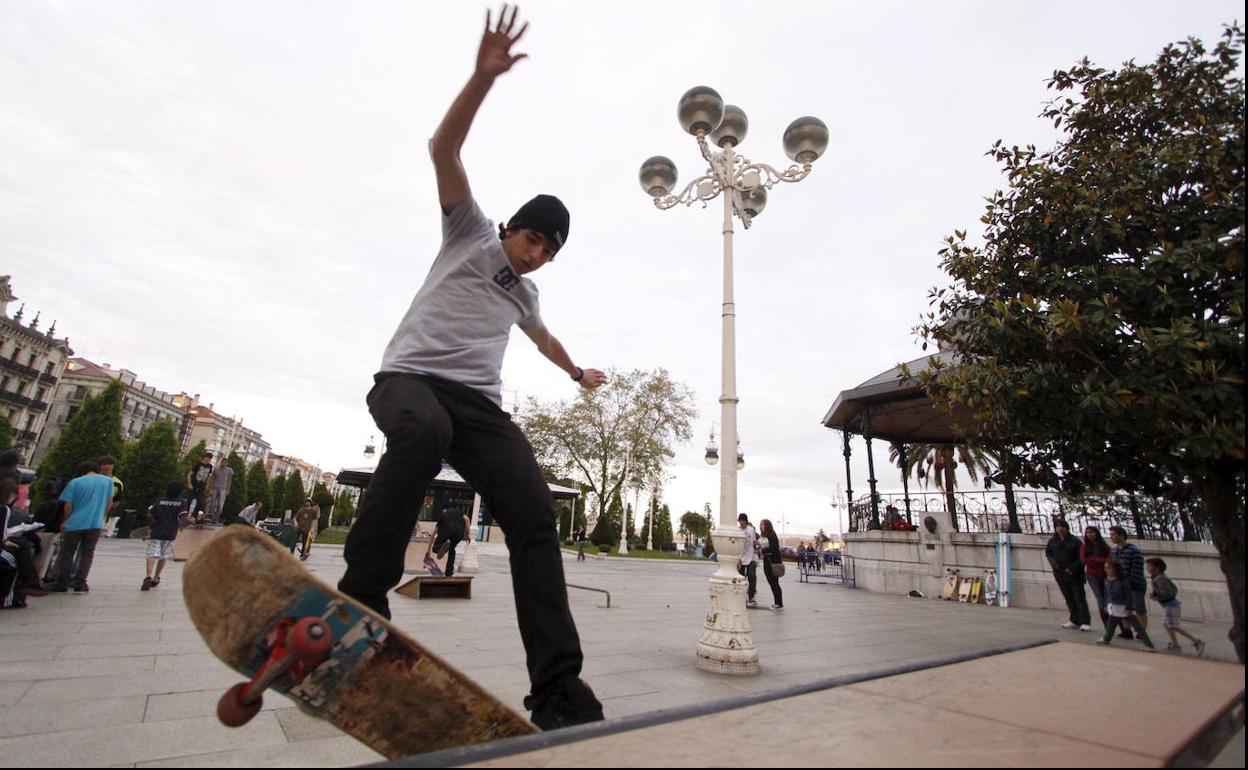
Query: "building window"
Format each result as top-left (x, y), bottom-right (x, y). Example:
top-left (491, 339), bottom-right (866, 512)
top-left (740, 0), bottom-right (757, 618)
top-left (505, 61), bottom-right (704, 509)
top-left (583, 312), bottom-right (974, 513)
top-left (36, 387), bottom-right (46, 402)
top-left (25, 414), bottom-right (35, 430)
top-left (73, 385), bottom-right (87, 400)
top-left (44, 362), bottom-right (54, 375)
top-left (1, 376), bottom-right (8, 392)
top-left (65, 405), bottom-right (79, 422)
top-left (27, 353), bottom-right (37, 367)
top-left (9, 347), bottom-right (19, 361)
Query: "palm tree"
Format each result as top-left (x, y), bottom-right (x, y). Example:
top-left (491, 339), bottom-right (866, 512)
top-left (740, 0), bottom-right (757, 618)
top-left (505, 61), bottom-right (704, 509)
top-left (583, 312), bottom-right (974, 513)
top-left (889, 443), bottom-right (995, 530)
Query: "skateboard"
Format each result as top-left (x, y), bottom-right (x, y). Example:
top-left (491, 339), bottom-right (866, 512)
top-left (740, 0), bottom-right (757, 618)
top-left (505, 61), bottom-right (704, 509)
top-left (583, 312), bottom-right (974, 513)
top-left (941, 572), bottom-right (960, 601)
top-left (957, 578), bottom-right (973, 603)
top-left (967, 577), bottom-right (982, 604)
top-left (984, 570), bottom-right (998, 606)
top-left (423, 553), bottom-right (445, 576)
top-left (183, 526), bottom-right (535, 759)
top-left (300, 528), bottom-right (315, 561)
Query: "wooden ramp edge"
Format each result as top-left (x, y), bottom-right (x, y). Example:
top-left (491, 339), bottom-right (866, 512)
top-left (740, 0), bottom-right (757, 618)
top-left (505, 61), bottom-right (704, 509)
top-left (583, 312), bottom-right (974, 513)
top-left (371, 639), bottom-right (1244, 769)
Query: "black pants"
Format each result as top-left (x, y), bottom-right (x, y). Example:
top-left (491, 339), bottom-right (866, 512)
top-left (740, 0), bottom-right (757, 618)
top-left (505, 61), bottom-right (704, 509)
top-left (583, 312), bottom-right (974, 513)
top-left (1056, 576), bottom-right (1091, 626)
top-left (738, 560), bottom-right (757, 600)
top-left (434, 533), bottom-right (460, 577)
top-left (340, 373), bottom-right (585, 697)
top-left (762, 556), bottom-right (783, 607)
top-left (54, 529), bottom-right (101, 590)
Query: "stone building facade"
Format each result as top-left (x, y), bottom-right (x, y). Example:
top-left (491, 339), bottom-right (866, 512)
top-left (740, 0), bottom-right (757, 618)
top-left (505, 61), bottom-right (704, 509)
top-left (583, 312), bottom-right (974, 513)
top-left (1, 276), bottom-right (73, 464)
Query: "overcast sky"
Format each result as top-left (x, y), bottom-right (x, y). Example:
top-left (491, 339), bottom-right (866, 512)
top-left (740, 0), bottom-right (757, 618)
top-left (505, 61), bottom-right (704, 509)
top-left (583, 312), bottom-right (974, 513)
top-left (3, 0), bottom-right (1241, 537)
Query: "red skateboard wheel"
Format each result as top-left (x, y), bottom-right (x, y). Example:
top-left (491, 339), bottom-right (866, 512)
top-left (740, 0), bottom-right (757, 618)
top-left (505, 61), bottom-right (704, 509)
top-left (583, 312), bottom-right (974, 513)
top-left (217, 682), bottom-right (262, 727)
top-left (287, 617), bottom-right (333, 662)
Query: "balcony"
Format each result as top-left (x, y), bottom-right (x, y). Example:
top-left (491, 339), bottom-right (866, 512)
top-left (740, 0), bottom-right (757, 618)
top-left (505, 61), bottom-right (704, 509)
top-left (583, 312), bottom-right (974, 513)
top-left (0, 390), bottom-right (34, 408)
top-left (40, 372), bottom-right (59, 386)
top-left (0, 357), bottom-right (39, 379)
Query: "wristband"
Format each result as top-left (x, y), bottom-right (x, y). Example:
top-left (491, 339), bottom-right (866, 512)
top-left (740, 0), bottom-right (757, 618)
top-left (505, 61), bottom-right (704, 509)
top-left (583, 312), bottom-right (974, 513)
top-left (572, 367), bottom-right (584, 382)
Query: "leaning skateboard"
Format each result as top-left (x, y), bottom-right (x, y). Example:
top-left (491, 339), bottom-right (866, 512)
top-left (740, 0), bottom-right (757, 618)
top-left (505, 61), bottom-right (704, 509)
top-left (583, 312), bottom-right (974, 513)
top-left (183, 526), bottom-right (536, 759)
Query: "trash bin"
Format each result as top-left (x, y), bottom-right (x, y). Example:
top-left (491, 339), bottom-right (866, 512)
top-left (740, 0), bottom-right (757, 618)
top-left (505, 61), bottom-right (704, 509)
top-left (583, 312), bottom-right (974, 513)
top-left (116, 508), bottom-right (138, 539)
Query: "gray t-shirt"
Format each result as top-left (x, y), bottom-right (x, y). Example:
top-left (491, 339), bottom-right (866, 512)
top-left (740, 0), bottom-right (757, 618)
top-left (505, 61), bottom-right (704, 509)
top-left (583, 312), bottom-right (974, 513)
top-left (380, 198), bottom-right (544, 406)
top-left (212, 466), bottom-right (233, 491)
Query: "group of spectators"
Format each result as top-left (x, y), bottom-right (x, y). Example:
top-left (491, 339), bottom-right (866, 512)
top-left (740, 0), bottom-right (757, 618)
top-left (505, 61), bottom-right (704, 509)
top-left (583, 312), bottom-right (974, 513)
top-left (1046, 519), bottom-right (1204, 654)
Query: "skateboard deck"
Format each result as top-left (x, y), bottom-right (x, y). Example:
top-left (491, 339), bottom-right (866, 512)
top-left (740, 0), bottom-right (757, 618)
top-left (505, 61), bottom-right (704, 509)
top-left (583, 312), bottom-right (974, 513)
top-left (968, 577), bottom-right (982, 604)
top-left (183, 526), bottom-right (535, 759)
top-left (300, 527), bottom-right (315, 561)
top-left (957, 579), bottom-right (973, 603)
top-left (423, 553), bottom-right (445, 577)
top-left (942, 574), bottom-right (959, 601)
top-left (984, 570), bottom-right (998, 606)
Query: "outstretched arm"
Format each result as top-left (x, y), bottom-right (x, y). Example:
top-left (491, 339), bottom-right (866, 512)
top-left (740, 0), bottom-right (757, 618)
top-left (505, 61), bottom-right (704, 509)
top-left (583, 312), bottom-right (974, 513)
top-left (523, 326), bottom-right (607, 389)
top-left (430, 5), bottom-right (530, 212)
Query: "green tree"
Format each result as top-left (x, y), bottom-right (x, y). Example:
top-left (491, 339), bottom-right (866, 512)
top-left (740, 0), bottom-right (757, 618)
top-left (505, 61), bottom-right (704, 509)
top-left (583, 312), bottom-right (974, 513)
top-left (590, 487), bottom-right (623, 547)
top-left (312, 482), bottom-right (335, 530)
top-left (887, 442), bottom-right (996, 529)
top-left (222, 452), bottom-right (248, 524)
top-left (520, 368), bottom-right (696, 542)
top-left (270, 472), bottom-right (287, 516)
top-left (245, 460), bottom-right (271, 515)
top-left (915, 27), bottom-right (1245, 660)
top-left (282, 472), bottom-right (307, 518)
top-left (33, 379), bottom-right (124, 504)
top-left (0, 413), bottom-right (12, 452)
top-left (116, 419), bottom-right (180, 526)
top-left (333, 489), bottom-right (357, 526)
top-left (679, 510), bottom-right (710, 546)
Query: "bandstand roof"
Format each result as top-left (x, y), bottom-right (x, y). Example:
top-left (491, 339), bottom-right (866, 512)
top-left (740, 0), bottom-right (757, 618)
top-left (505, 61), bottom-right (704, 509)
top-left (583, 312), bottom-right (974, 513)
top-left (821, 350), bottom-right (977, 444)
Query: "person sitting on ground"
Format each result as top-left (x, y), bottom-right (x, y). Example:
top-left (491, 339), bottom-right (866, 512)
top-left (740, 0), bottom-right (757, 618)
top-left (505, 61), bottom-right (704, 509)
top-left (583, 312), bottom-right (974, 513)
top-left (2, 478), bottom-right (28, 609)
top-left (1146, 557), bottom-right (1205, 656)
top-left (143, 482), bottom-right (190, 590)
top-left (238, 501), bottom-right (264, 527)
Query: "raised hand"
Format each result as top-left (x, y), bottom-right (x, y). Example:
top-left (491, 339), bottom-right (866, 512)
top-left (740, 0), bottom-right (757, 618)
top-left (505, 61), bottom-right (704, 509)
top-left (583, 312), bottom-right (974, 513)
top-left (476, 4), bottom-right (529, 79)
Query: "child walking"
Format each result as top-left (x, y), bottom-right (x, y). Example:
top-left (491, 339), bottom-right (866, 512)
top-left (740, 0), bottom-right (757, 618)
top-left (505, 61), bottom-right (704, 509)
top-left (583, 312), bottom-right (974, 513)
top-left (143, 482), bottom-right (188, 591)
top-left (1096, 559), bottom-right (1155, 650)
top-left (1146, 557), bottom-right (1205, 656)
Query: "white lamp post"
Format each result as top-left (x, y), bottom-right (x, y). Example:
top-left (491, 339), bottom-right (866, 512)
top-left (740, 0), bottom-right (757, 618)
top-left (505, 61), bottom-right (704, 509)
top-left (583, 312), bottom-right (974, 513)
top-left (641, 86), bottom-right (828, 676)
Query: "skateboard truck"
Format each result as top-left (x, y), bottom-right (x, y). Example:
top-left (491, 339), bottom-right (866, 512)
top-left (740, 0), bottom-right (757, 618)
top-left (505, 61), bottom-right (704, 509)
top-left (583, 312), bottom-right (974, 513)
top-left (217, 616), bottom-right (334, 727)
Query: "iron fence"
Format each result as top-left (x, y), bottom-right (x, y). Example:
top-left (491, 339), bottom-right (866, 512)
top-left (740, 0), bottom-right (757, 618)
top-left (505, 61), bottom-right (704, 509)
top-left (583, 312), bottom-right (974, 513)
top-left (849, 489), bottom-right (1209, 543)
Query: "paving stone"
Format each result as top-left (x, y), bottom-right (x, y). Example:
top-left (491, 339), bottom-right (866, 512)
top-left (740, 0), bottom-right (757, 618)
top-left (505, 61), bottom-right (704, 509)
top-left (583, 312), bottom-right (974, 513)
top-left (0, 695), bottom-right (147, 738)
top-left (134, 735), bottom-right (382, 767)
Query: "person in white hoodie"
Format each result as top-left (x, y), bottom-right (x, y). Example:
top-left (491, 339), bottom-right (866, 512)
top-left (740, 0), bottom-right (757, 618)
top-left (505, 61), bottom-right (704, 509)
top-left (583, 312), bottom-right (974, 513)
top-left (738, 513), bottom-right (759, 608)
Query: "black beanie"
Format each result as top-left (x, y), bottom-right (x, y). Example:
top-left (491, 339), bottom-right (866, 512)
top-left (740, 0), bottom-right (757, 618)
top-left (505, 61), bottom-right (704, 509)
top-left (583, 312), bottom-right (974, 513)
top-left (506, 194), bottom-right (570, 254)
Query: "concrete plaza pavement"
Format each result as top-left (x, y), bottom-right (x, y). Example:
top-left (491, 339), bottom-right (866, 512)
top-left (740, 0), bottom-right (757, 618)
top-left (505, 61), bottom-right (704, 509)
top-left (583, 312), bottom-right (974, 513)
top-left (0, 536), bottom-right (1241, 767)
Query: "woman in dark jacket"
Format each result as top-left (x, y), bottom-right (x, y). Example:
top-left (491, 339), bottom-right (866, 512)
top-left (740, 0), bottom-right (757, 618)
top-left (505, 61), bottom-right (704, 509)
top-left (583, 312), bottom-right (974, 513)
top-left (1081, 526), bottom-right (1111, 627)
top-left (758, 519), bottom-right (784, 610)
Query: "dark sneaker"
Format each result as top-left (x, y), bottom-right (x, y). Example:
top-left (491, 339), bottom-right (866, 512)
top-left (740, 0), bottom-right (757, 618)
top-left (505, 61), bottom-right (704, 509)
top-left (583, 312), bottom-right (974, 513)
top-left (525, 677), bottom-right (605, 731)
top-left (151, 578), bottom-right (161, 588)
top-left (141, 577), bottom-right (153, 591)
top-left (72, 585), bottom-right (89, 593)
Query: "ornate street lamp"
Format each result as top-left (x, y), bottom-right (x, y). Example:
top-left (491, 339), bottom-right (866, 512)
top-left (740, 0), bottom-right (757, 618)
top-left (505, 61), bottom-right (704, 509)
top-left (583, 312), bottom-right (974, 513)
top-left (363, 436), bottom-right (376, 460)
top-left (640, 86), bottom-right (828, 676)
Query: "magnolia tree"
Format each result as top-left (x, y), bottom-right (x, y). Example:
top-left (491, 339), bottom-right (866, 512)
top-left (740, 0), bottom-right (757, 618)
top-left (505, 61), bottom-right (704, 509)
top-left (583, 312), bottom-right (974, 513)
top-left (916, 27), bottom-right (1245, 660)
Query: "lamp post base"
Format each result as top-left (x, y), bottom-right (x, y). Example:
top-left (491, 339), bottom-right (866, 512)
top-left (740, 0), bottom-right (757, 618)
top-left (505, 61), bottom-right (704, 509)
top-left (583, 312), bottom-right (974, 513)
top-left (694, 527), bottom-right (759, 676)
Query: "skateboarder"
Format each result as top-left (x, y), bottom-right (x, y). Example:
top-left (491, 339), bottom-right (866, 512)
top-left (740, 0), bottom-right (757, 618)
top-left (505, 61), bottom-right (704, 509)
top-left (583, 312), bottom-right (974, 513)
top-left (338, 4), bottom-right (606, 730)
top-left (426, 507), bottom-right (470, 577)
top-left (186, 452), bottom-right (214, 519)
top-left (293, 499), bottom-right (319, 560)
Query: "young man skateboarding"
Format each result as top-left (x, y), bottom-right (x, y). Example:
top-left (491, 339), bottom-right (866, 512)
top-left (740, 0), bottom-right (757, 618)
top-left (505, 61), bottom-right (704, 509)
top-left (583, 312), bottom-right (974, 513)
top-left (338, 4), bottom-right (607, 730)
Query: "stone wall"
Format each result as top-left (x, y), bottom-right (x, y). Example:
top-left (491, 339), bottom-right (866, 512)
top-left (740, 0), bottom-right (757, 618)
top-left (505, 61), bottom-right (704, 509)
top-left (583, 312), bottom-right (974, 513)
top-left (844, 530), bottom-right (1233, 623)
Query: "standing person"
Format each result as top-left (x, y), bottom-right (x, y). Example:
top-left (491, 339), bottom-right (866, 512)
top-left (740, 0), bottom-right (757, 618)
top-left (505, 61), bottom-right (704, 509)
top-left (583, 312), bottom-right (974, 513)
top-left (1146, 558), bottom-right (1205, 655)
top-left (143, 482), bottom-right (188, 590)
top-left (1082, 526), bottom-right (1112, 628)
top-left (737, 513), bottom-right (759, 608)
top-left (1109, 526), bottom-right (1149, 638)
top-left (1045, 519), bottom-right (1091, 631)
top-left (426, 507), bottom-right (470, 577)
top-left (185, 452), bottom-right (215, 519)
top-left (574, 527), bottom-right (587, 561)
top-left (758, 518), bottom-right (784, 610)
top-left (32, 478), bottom-right (66, 584)
top-left (206, 456), bottom-right (234, 524)
top-left (1095, 560), bottom-right (1155, 650)
top-left (293, 499), bottom-right (320, 560)
top-left (50, 459), bottom-right (114, 593)
top-left (336, 4), bottom-right (607, 730)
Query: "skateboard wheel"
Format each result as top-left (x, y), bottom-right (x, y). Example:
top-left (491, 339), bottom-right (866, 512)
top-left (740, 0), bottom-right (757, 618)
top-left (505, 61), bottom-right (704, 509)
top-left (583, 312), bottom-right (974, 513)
top-left (288, 617), bottom-right (333, 662)
top-left (218, 682), bottom-right (262, 727)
